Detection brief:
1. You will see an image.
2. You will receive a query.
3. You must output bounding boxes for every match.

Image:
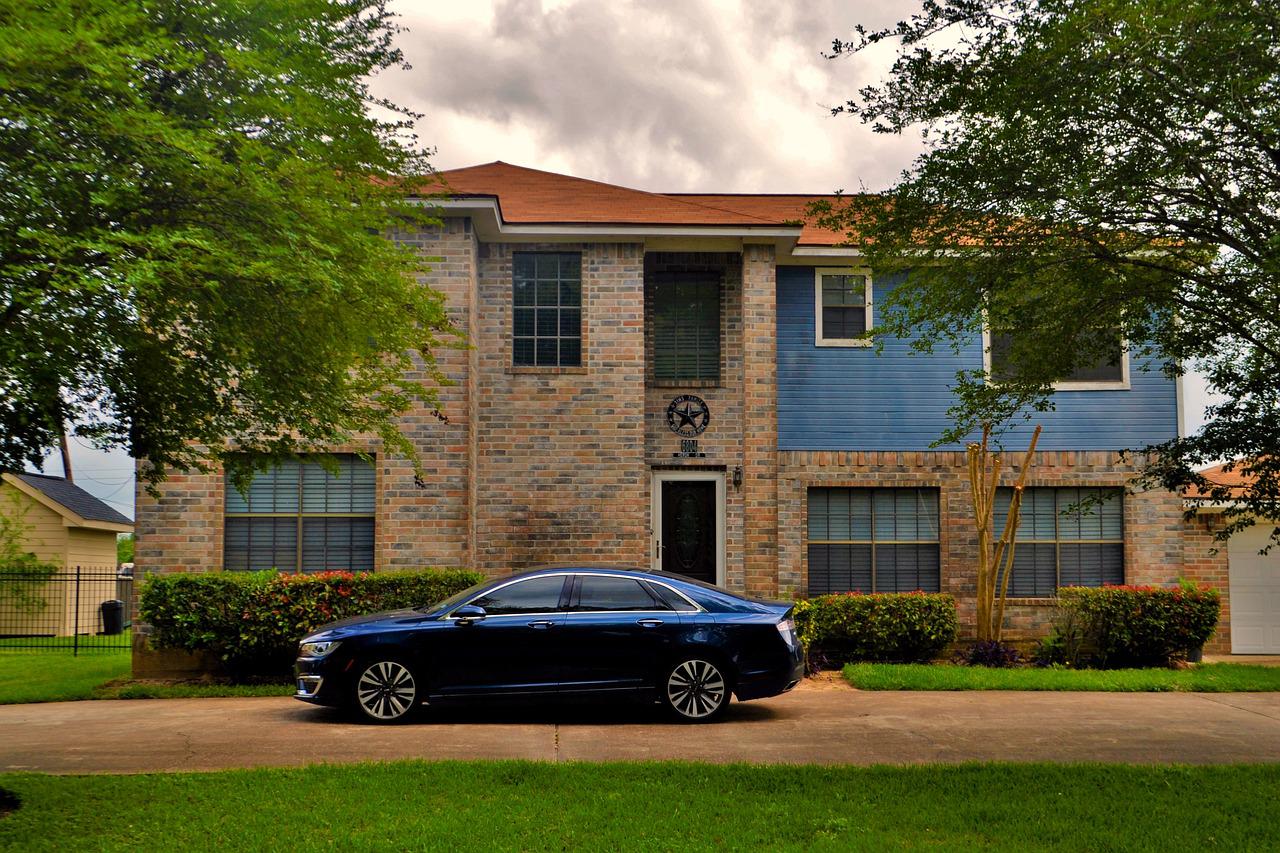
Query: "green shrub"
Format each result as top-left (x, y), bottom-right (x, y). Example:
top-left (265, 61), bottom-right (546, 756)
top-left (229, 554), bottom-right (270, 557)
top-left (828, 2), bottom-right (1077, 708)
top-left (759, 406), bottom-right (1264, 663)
top-left (793, 592), bottom-right (958, 667)
top-left (1058, 584), bottom-right (1221, 668)
top-left (141, 568), bottom-right (483, 678)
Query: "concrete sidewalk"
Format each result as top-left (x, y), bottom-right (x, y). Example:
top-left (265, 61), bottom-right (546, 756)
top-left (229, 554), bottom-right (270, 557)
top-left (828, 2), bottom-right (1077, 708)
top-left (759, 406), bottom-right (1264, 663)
top-left (2, 681), bottom-right (1278, 774)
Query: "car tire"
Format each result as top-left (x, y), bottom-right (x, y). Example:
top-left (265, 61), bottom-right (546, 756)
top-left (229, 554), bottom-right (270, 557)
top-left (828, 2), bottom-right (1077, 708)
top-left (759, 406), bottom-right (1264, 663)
top-left (661, 656), bottom-right (731, 722)
top-left (352, 658), bottom-right (421, 724)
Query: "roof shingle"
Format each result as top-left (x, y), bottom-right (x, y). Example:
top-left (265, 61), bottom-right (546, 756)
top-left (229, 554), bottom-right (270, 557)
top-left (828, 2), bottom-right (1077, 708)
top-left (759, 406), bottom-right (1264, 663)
top-left (13, 473), bottom-right (132, 525)
top-left (424, 162), bottom-right (839, 233)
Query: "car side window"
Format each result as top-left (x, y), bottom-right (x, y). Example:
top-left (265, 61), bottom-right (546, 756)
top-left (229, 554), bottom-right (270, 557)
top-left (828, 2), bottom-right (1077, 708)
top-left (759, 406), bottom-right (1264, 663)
top-left (468, 576), bottom-right (567, 615)
top-left (646, 582), bottom-right (698, 613)
top-left (574, 576), bottom-right (667, 612)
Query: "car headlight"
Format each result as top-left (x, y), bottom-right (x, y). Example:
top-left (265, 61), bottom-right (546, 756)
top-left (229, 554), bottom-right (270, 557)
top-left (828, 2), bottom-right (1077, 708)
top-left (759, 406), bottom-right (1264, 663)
top-left (299, 640), bottom-right (341, 658)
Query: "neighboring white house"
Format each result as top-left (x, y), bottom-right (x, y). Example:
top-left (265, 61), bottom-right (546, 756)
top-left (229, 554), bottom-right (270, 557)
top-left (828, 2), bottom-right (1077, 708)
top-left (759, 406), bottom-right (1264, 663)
top-left (1188, 463), bottom-right (1280, 654)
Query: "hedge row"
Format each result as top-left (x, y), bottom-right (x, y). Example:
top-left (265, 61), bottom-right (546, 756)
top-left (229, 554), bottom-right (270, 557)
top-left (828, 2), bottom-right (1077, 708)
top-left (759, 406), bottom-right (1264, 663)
top-left (1057, 584), bottom-right (1220, 667)
top-left (792, 592), bottom-right (958, 666)
top-left (140, 568), bottom-right (483, 677)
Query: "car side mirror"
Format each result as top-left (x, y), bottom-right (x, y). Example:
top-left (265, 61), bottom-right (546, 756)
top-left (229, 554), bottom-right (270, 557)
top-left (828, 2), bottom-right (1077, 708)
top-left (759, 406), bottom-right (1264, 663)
top-left (453, 605), bottom-right (486, 625)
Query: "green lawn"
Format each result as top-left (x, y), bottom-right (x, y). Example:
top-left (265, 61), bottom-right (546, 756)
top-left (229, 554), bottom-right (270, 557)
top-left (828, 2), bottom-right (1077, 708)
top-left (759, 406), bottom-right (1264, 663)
top-left (0, 653), bottom-right (291, 704)
top-left (0, 653), bottom-right (130, 704)
top-left (0, 762), bottom-right (1275, 851)
top-left (843, 662), bottom-right (1280, 692)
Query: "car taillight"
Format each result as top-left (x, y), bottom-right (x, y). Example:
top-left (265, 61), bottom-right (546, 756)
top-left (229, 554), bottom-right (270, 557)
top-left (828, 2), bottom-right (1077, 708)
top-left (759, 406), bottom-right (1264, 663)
top-left (776, 618), bottom-right (797, 648)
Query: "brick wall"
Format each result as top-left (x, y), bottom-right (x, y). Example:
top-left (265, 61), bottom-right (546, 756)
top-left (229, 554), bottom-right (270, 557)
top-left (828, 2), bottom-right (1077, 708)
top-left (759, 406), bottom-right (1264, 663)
top-left (134, 219), bottom-right (477, 575)
top-left (469, 241), bottom-right (649, 574)
top-left (742, 244), bottom-right (779, 596)
top-left (1182, 512), bottom-right (1231, 653)
top-left (778, 449), bottom-right (1193, 641)
top-left (644, 252), bottom-right (745, 590)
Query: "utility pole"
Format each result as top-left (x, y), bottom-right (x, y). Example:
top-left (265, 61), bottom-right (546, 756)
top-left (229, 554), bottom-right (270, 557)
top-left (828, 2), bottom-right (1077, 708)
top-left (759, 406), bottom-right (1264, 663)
top-left (59, 425), bottom-right (73, 482)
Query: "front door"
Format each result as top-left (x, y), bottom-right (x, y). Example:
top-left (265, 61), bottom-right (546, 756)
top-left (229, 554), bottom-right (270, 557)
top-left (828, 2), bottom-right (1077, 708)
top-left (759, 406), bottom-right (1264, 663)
top-left (661, 479), bottom-right (716, 583)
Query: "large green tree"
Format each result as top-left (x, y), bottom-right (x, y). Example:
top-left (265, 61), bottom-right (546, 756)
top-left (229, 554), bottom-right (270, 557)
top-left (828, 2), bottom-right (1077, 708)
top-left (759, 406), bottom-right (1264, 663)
top-left (817, 0), bottom-right (1280, 540)
top-left (0, 0), bottom-right (457, 491)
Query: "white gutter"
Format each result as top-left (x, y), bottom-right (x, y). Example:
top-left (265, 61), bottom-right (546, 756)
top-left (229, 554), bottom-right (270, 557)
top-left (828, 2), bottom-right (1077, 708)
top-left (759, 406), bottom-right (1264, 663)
top-left (413, 197), bottom-right (804, 239)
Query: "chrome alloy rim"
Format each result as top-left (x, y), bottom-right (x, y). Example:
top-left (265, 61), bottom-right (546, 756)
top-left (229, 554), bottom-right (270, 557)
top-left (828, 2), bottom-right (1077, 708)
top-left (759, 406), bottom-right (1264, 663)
top-left (666, 659), bottom-right (726, 719)
top-left (357, 661), bottom-right (417, 720)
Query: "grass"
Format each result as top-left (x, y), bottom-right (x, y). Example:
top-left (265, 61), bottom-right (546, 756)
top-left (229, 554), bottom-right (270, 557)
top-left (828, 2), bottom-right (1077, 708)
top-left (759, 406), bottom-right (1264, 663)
top-left (843, 662), bottom-right (1280, 692)
top-left (0, 653), bottom-right (291, 704)
top-left (0, 653), bottom-right (130, 704)
top-left (0, 761), bottom-right (1275, 851)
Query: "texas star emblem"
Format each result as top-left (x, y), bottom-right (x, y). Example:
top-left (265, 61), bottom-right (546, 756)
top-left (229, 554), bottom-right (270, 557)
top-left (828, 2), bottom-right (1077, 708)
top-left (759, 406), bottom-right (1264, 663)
top-left (665, 394), bottom-right (710, 437)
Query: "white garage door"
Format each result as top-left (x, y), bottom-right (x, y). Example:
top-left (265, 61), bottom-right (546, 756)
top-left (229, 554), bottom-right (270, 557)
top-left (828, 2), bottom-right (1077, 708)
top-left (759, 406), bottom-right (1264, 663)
top-left (1229, 523), bottom-right (1280, 654)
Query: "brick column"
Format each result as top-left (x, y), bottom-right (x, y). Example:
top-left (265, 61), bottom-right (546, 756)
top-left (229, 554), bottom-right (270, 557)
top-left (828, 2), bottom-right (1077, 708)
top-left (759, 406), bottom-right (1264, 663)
top-left (741, 243), bottom-right (778, 596)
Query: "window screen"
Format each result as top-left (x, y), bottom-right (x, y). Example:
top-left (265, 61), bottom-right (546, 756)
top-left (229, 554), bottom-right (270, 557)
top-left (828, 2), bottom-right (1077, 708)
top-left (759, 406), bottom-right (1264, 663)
top-left (819, 273), bottom-right (869, 341)
top-left (513, 252), bottom-right (582, 367)
top-left (993, 487), bottom-right (1124, 596)
top-left (651, 273), bottom-right (721, 382)
top-left (807, 488), bottom-right (940, 594)
top-left (224, 454), bottom-right (375, 573)
top-left (989, 330), bottom-right (1124, 383)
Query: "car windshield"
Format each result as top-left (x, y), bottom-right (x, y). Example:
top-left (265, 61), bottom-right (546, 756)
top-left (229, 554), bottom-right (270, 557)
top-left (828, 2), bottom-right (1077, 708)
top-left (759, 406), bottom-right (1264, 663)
top-left (415, 579), bottom-right (492, 615)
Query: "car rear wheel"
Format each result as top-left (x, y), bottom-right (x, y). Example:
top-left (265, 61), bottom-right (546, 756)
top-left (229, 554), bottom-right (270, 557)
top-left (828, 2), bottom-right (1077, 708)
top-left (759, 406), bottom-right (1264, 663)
top-left (353, 659), bottom-right (419, 723)
top-left (663, 657), bottom-right (729, 722)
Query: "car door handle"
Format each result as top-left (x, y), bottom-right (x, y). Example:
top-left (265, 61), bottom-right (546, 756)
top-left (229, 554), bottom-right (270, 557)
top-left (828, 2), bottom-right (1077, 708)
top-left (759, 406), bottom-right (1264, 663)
top-left (527, 620), bottom-right (556, 629)
top-left (637, 619), bottom-right (664, 628)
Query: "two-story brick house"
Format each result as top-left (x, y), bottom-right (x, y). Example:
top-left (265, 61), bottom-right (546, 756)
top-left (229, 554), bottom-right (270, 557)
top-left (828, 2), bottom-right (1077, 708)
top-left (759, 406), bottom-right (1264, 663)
top-left (137, 162), bottom-right (1230, 648)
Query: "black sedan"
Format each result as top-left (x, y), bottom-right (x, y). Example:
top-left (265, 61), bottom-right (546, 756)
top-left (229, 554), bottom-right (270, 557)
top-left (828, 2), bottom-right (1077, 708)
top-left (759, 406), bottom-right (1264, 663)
top-left (294, 566), bottom-right (804, 723)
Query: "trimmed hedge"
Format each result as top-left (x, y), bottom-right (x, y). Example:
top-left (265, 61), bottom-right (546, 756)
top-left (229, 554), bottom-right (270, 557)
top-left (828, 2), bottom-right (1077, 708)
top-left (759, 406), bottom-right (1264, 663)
top-left (141, 568), bottom-right (483, 678)
top-left (1058, 584), bottom-right (1221, 667)
top-left (793, 592), bottom-right (958, 667)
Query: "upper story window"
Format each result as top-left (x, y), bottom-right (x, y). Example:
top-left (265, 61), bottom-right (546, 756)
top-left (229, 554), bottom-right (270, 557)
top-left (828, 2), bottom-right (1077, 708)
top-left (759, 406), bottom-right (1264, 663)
top-left (224, 454), bottom-right (375, 573)
top-left (988, 329), bottom-right (1128, 389)
top-left (993, 487), bottom-right (1124, 597)
top-left (651, 272), bottom-right (721, 383)
top-left (513, 252), bottom-right (582, 368)
top-left (815, 268), bottom-right (872, 347)
top-left (807, 487), bottom-right (940, 594)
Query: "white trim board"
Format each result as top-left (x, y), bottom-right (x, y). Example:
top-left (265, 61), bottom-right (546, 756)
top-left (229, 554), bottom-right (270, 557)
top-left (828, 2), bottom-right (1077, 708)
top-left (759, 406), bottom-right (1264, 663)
top-left (650, 470), bottom-right (726, 587)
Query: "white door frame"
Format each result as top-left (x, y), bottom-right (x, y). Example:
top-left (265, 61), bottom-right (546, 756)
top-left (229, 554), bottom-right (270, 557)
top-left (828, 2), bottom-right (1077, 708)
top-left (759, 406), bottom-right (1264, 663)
top-left (651, 470), bottom-right (726, 587)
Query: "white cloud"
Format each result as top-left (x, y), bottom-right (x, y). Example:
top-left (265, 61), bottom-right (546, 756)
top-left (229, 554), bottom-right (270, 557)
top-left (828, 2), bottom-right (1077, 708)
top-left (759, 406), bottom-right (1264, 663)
top-left (374, 0), bottom-right (922, 192)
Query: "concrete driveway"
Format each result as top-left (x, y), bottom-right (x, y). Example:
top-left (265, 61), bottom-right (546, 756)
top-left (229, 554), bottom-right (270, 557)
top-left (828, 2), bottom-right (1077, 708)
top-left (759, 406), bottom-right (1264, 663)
top-left (2, 681), bottom-right (1278, 774)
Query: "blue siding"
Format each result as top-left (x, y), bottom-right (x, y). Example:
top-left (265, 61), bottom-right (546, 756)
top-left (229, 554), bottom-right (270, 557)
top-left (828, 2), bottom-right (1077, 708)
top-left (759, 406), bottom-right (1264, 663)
top-left (777, 266), bottom-right (1178, 451)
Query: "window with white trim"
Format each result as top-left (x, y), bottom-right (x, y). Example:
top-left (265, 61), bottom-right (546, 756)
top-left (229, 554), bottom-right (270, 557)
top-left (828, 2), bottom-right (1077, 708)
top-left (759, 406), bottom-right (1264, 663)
top-left (807, 488), bottom-right (940, 594)
top-left (993, 487), bottom-right (1124, 597)
top-left (224, 454), bottom-right (375, 573)
top-left (815, 268), bottom-right (872, 346)
top-left (988, 328), bottom-right (1127, 386)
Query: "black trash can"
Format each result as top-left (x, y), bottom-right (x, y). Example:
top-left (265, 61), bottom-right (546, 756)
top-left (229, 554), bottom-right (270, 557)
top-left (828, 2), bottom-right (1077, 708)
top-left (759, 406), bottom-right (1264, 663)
top-left (100, 599), bottom-right (125, 635)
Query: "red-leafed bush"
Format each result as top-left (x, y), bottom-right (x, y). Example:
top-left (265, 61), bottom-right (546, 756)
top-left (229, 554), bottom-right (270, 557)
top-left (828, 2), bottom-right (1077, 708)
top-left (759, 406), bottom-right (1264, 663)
top-left (1057, 584), bottom-right (1221, 667)
top-left (141, 568), bottom-right (482, 678)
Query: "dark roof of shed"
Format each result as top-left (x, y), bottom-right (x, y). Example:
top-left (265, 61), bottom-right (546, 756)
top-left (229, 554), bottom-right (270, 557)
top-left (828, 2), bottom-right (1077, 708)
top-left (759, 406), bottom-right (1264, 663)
top-left (13, 473), bottom-right (132, 525)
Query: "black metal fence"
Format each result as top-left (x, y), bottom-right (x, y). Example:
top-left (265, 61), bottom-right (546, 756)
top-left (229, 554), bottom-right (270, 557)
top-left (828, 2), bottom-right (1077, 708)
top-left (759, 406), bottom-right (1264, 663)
top-left (0, 566), bottom-right (133, 653)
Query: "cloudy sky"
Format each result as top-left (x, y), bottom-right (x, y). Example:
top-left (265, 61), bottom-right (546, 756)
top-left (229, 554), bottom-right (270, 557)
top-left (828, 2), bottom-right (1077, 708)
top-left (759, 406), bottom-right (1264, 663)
top-left (41, 0), bottom-right (1218, 518)
top-left (377, 0), bottom-right (919, 193)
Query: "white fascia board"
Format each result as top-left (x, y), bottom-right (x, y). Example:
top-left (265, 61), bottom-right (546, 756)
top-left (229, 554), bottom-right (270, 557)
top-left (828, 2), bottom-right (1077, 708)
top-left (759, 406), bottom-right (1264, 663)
top-left (413, 198), bottom-right (802, 240)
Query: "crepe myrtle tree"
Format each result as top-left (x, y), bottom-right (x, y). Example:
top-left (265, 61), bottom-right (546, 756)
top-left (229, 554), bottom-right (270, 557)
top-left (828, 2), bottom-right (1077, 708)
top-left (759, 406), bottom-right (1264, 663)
top-left (812, 0), bottom-right (1280, 543)
top-left (0, 0), bottom-right (460, 493)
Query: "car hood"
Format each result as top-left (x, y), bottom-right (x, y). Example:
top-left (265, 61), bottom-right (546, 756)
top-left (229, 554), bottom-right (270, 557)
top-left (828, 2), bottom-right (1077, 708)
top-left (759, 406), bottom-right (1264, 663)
top-left (306, 608), bottom-right (426, 637)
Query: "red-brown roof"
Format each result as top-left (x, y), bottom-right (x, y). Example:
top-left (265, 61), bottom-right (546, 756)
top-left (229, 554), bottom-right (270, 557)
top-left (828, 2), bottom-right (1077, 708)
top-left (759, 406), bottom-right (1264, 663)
top-left (424, 163), bottom-right (854, 243)
top-left (1186, 462), bottom-right (1255, 499)
top-left (670, 194), bottom-right (850, 246)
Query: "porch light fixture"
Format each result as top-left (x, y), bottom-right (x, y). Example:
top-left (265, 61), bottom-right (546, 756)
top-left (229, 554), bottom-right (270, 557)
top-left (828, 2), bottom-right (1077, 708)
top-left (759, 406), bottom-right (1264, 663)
top-left (732, 466), bottom-right (743, 488)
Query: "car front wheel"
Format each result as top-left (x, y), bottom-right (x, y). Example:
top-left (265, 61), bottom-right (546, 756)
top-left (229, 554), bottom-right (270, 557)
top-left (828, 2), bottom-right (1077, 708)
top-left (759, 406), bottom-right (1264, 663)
top-left (663, 657), bottom-right (730, 722)
top-left (353, 659), bottom-right (419, 723)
